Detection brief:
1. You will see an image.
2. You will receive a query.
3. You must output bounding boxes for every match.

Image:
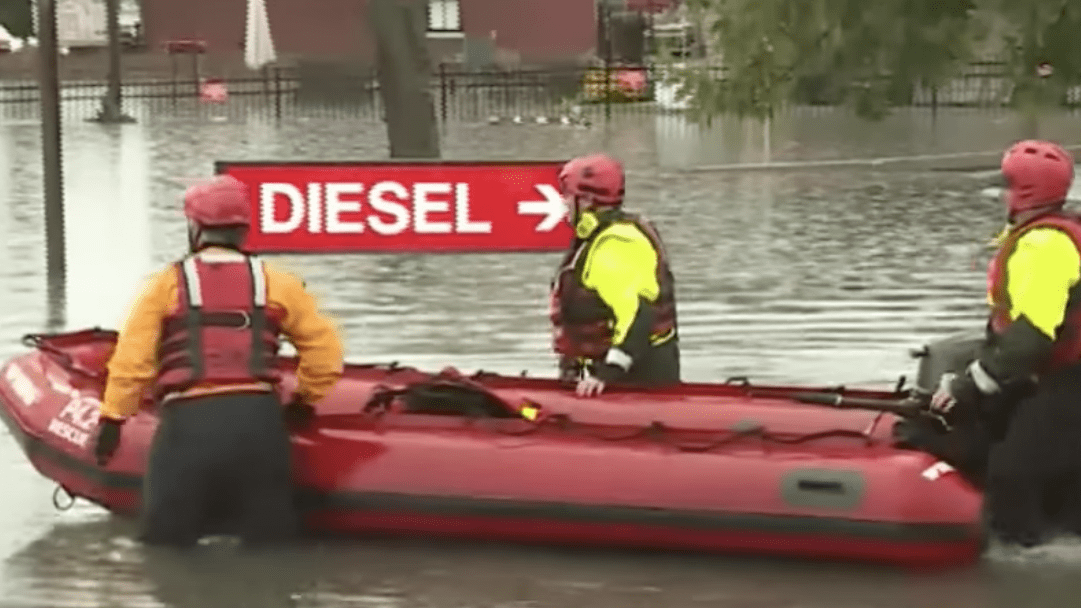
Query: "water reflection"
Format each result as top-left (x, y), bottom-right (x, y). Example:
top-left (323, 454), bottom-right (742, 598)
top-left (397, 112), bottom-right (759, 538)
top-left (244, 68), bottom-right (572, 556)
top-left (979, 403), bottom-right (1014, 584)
top-left (63, 124), bottom-right (153, 331)
top-left (8, 517), bottom-right (1081, 608)
top-left (5, 109), bottom-right (1081, 606)
top-left (0, 128), bottom-right (9, 288)
top-left (0, 518), bottom-right (1004, 608)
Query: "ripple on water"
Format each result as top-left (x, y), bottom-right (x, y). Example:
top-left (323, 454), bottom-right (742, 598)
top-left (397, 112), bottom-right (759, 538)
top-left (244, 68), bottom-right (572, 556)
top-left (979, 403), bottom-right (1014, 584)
top-left (2, 108), bottom-right (1078, 607)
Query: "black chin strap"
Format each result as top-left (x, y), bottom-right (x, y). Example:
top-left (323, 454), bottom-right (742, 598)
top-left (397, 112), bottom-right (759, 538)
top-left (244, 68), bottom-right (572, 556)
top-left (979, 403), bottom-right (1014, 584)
top-left (187, 225), bottom-right (246, 254)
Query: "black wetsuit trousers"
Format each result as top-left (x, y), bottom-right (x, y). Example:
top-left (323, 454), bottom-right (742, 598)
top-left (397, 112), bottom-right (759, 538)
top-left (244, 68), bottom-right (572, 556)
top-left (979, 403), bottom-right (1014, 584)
top-left (986, 367), bottom-right (1081, 545)
top-left (138, 391), bottom-right (298, 547)
top-left (627, 338), bottom-right (681, 384)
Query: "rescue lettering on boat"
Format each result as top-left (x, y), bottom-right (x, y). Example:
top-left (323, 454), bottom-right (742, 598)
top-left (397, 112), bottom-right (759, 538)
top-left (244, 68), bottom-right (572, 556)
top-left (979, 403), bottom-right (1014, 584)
top-left (3, 363), bottom-right (41, 407)
top-left (46, 391), bottom-right (102, 449)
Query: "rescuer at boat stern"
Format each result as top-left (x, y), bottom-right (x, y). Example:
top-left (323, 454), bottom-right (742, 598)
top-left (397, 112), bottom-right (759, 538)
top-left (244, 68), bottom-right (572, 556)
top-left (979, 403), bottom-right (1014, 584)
top-left (929, 140), bottom-right (1081, 546)
top-left (549, 153), bottom-right (681, 397)
top-left (92, 175), bottom-right (345, 547)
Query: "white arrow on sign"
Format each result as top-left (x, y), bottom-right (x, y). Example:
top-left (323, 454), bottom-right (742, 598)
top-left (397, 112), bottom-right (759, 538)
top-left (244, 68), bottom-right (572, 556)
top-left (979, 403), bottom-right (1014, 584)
top-left (517, 184), bottom-right (566, 232)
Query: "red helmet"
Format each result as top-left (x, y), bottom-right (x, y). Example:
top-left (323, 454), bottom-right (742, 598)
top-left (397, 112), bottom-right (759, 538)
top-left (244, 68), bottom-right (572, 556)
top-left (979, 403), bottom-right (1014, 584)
top-left (1001, 140), bottom-right (1074, 214)
top-left (183, 176), bottom-right (252, 227)
top-left (558, 153), bottom-right (625, 206)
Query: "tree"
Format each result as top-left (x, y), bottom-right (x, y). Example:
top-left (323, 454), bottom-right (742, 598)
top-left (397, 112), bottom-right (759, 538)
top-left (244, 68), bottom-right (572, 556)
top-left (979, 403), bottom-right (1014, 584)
top-left (0, 0), bottom-right (33, 39)
top-left (980, 0), bottom-right (1081, 137)
top-left (676, 0), bottom-right (979, 122)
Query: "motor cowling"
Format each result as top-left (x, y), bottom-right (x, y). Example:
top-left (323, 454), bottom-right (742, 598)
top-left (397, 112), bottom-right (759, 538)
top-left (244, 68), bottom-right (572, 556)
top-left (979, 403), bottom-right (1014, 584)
top-left (910, 331), bottom-right (985, 393)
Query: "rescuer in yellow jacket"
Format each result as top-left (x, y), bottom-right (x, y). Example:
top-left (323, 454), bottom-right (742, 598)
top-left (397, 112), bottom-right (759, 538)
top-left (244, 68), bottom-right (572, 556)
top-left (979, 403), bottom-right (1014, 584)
top-left (92, 175), bottom-right (344, 547)
top-left (929, 140), bottom-right (1081, 546)
top-left (549, 153), bottom-right (680, 397)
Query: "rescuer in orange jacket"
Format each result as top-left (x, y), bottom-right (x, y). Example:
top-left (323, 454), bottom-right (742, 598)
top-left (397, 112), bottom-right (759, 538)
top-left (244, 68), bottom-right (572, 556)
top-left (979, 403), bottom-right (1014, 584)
top-left (927, 140), bottom-right (1081, 546)
top-left (91, 175), bottom-right (345, 547)
top-left (549, 153), bottom-right (680, 397)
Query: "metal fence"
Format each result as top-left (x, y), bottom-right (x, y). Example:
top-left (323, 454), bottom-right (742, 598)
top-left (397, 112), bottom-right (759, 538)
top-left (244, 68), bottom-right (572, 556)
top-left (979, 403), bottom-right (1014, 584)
top-left (0, 62), bottom-right (1078, 124)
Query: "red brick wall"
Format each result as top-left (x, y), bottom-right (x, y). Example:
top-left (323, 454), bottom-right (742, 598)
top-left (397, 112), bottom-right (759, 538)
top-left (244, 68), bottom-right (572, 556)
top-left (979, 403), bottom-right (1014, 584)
top-left (140, 0), bottom-right (596, 66)
top-left (459, 0), bottom-right (596, 63)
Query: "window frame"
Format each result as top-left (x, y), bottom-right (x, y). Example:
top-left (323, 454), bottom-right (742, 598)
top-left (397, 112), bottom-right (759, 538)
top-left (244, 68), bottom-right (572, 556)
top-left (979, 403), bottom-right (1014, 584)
top-left (426, 0), bottom-right (463, 38)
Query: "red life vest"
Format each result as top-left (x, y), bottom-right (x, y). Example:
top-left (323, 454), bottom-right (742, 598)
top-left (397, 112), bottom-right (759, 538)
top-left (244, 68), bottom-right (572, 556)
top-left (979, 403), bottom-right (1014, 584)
top-left (155, 253), bottom-right (284, 397)
top-left (549, 211), bottom-right (677, 360)
top-left (987, 211), bottom-right (1081, 373)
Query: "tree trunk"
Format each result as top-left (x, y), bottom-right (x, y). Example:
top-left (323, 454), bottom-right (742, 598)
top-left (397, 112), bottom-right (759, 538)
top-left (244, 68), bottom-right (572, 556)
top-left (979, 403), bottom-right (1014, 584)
top-left (368, 0), bottom-right (441, 159)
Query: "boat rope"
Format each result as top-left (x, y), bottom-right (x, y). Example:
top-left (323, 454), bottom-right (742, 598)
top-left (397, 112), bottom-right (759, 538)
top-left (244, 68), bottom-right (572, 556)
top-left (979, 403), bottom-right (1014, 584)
top-left (493, 408), bottom-right (874, 452)
top-left (22, 332), bottom-right (107, 380)
top-left (364, 379), bottom-right (879, 453)
top-left (52, 485), bottom-right (76, 511)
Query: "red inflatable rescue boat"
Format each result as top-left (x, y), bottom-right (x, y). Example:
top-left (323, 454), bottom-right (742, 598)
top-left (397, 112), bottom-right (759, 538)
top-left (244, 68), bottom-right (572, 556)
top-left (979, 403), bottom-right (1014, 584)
top-left (0, 328), bottom-right (984, 567)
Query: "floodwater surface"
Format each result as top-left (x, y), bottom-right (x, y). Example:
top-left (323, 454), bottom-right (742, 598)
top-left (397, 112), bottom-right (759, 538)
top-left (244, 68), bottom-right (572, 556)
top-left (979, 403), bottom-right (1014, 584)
top-left (2, 100), bottom-right (1081, 607)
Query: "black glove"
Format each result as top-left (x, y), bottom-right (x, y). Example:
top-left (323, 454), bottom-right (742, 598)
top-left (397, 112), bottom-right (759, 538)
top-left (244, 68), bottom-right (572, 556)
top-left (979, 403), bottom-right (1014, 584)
top-left (93, 418), bottom-right (124, 466)
top-left (283, 399), bottom-right (316, 430)
top-left (929, 371), bottom-right (984, 423)
top-left (946, 372), bottom-right (987, 422)
top-left (558, 356), bottom-right (582, 382)
top-left (892, 418), bottom-right (934, 449)
top-left (589, 361), bottom-right (626, 384)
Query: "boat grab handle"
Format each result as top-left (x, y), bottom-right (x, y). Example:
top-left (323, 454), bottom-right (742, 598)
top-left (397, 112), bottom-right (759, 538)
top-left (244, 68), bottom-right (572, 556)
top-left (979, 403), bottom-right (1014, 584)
top-left (781, 469), bottom-right (865, 510)
top-left (797, 479), bottom-right (845, 493)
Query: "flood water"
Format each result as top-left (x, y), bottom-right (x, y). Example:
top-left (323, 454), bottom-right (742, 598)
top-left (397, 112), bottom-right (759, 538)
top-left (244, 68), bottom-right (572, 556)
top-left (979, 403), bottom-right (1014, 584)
top-left (3, 98), bottom-right (1081, 606)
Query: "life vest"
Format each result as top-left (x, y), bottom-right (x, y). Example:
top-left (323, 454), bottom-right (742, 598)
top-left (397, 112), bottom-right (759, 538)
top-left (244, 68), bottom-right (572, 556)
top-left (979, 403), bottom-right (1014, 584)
top-left (549, 211), bottom-right (677, 360)
top-left (155, 253), bottom-right (284, 397)
top-left (987, 210), bottom-right (1081, 372)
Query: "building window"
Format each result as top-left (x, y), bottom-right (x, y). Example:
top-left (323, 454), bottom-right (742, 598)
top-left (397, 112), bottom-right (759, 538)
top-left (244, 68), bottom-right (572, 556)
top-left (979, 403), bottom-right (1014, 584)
top-left (427, 0), bottom-right (461, 33)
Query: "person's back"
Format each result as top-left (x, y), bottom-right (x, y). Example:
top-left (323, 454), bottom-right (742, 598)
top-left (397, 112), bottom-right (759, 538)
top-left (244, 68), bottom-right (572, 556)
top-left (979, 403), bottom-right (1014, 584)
top-left (94, 176), bottom-right (344, 547)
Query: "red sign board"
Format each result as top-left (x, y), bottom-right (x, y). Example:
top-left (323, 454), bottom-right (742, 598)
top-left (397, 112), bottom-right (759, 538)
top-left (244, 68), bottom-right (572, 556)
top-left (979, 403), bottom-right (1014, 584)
top-left (214, 161), bottom-right (573, 253)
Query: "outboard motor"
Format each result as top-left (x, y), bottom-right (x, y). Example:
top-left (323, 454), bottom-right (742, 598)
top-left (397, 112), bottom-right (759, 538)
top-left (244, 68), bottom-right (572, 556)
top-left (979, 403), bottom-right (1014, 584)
top-left (909, 330), bottom-right (985, 393)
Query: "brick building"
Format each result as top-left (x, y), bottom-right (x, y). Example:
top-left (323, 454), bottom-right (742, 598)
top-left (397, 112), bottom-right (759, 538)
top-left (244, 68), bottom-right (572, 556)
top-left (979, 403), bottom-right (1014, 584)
top-left (140, 0), bottom-right (626, 68)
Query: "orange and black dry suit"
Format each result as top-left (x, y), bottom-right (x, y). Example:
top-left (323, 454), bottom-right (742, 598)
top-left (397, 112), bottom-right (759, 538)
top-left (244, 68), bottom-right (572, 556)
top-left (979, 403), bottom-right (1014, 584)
top-left (549, 208), bottom-right (680, 385)
top-left (100, 246), bottom-right (344, 546)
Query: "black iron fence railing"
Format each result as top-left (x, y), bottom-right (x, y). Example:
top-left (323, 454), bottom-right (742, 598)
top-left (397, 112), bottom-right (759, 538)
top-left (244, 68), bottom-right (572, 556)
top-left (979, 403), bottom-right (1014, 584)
top-left (0, 62), bottom-right (1076, 123)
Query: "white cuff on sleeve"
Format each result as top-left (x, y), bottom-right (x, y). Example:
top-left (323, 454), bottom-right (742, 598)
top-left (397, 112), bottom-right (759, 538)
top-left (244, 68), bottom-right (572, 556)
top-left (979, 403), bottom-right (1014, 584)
top-left (967, 360), bottom-right (1001, 394)
top-left (605, 347), bottom-right (632, 370)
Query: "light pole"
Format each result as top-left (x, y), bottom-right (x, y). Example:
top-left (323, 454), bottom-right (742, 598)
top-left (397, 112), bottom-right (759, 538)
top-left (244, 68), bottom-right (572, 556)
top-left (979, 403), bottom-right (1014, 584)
top-left (35, 0), bottom-right (65, 327)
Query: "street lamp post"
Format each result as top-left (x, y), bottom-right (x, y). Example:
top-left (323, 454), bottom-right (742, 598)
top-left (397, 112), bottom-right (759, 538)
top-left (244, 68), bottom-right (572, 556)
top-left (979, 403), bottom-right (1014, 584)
top-left (35, 0), bottom-right (66, 327)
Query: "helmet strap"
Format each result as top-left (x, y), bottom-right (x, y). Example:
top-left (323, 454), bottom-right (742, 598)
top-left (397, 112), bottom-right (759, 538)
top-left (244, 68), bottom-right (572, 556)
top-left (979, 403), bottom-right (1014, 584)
top-left (187, 221), bottom-right (248, 253)
top-left (1009, 201), bottom-right (1064, 225)
top-left (186, 221), bottom-right (202, 253)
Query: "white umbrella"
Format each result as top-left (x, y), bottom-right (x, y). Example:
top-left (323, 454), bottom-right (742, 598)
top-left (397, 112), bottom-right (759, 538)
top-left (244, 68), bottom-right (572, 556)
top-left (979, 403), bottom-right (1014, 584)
top-left (245, 0), bottom-right (277, 70)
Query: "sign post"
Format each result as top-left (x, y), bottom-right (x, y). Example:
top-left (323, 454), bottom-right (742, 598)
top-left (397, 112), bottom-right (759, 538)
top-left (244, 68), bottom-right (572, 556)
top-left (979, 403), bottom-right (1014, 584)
top-left (215, 161), bottom-right (573, 253)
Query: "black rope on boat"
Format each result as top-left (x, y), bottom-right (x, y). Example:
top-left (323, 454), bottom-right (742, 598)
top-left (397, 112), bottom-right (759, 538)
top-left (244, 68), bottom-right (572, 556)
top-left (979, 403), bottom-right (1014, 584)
top-left (374, 377), bottom-right (880, 453)
top-left (23, 335), bottom-right (104, 380)
top-left (52, 485), bottom-right (76, 511)
top-left (362, 385), bottom-right (405, 413)
top-left (492, 409), bottom-right (875, 452)
top-left (894, 375), bottom-right (907, 393)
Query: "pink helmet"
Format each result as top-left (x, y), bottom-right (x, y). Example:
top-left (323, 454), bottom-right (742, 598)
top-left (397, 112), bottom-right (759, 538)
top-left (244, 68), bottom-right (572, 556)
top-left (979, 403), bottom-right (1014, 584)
top-left (558, 153), bottom-right (625, 206)
top-left (183, 176), bottom-right (251, 227)
top-left (1001, 140), bottom-right (1074, 214)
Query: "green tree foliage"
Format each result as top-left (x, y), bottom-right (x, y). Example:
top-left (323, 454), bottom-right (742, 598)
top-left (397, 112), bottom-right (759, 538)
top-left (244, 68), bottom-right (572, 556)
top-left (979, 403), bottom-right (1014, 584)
top-left (0, 0), bottom-right (33, 38)
top-left (677, 0), bottom-right (979, 121)
top-left (986, 1), bottom-right (1081, 112)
